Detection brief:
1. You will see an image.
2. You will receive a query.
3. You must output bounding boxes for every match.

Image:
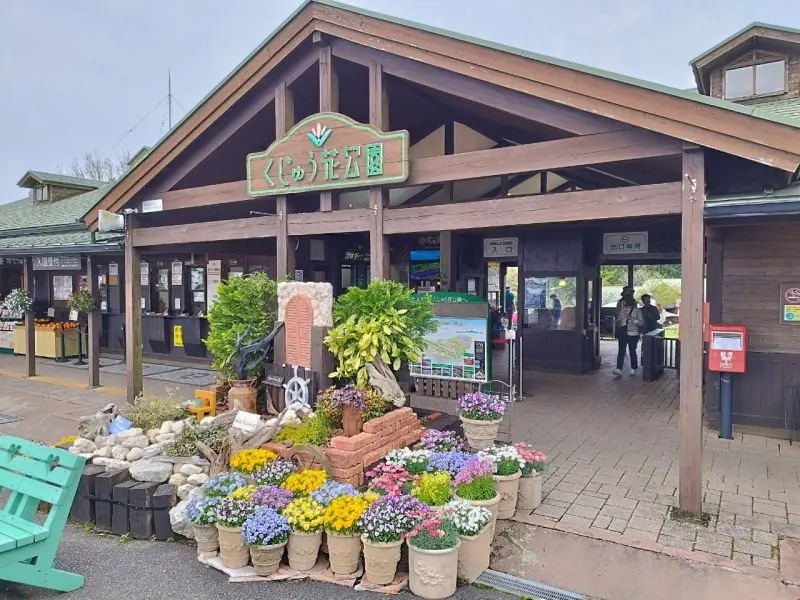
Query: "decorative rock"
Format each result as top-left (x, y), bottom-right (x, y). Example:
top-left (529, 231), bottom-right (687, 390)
top-left (159, 421), bottom-right (173, 435)
top-left (187, 486), bottom-right (204, 502)
top-left (171, 420), bottom-right (186, 435)
top-left (169, 500), bottom-right (194, 540)
top-left (147, 429), bottom-right (161, 443)
top-left (68, 447), bottom-right (83, 455)
top-left (129, 459), bottom-right (173, 483)
top-left (200, 416), bottom-right (216, 426)
top-left (169, 473), bottom-right (187, 486)
top-left (126, 447), bottom-right (144, 462)
top-left (111, 445), bottom-right (129, 461)
top-left (117, 428), bottom-right (144, 439)
top-left (73, 438), bottom-right (97, 453)
top-left (121, 435), bottom-right (150, 449)
top-left (95, 435), bottom-right (109, 448)
top-left (142, 443), bottom-right (166, 459)
top-left (94, 446), bottom-right (112, 459)
top-left (180, 464), bottom-right (203, 477)
top-left (187, 473), bottom-right (208, 486)
top-left (265, 418), bottom-right (277, 428)
top-left (177, 484), bottom-right (195, 500)
top-left (92, 457), bottom-right (130, 471)
top-left (201, 466), bottom-right (211, 475)
top-left (78, 452), bottom-right (94, 459)
top-left (173, 464), bottom-right (184, 474)
top-left (155, 433), bottom-right (176, 444)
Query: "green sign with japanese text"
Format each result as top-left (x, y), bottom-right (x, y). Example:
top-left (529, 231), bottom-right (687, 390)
top-left (246, 112), bottom-right (410, 197)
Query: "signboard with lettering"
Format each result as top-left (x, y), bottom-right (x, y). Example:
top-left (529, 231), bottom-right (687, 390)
top-left (0, 257), bottom-right (24, 266)
top-left (780, 283), bottom-right (800, 324)
top-left (483, 237), bottom-right (518, 258)
top-left (246, 112), bottom-right (409, 197)
top-left (603, 232), bottom-right (648, 255)
top-left (32, 255), bottom-right (81, 271)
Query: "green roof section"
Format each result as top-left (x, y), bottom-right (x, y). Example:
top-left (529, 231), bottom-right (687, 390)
top-left (754, 97), bottom-right (800, 122)
top-left (0, 185), bottom-right (112, 235)
top-left (690, 22), bottom-right (800, 66)
top-left (16, 170), bottom-right (106, 190)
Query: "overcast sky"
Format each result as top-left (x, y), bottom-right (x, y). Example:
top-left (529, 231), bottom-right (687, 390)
top-left (0, 0), bottom-right (797, 204)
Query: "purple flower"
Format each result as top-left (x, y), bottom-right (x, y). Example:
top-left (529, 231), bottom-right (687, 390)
top-left (454, 456), bottom-right (496, 486)
top-left (358, 494), bottom-right (430, 543)
top-left (310, 480), bottom-right (359, 506)
top-left (251, 485), bottom-right (294, 511)
top-left (186, 497), bottom-right (220, 526)
top-left (241, 506), bottom-right (290, 546)
top-left (215, 497), bottom-right (256, 528)
top-left (420, 430), bottom-right (465, 452)
top-left (426, 451), bottom-right (474, 477)
top-left (252, 458), bottom-right (297, 486)
top-left (458, 391), bottom-right (505, 421)
top-left (333, 385), bottom-right (366, 412)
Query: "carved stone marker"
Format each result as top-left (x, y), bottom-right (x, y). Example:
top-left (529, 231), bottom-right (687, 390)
top-left (285, 295), bottom-right (312, 368)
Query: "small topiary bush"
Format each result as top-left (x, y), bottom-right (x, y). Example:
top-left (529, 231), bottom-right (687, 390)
top-left (121, 392), bottom-right (186, 432)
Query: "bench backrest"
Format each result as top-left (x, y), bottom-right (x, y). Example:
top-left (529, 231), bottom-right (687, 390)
top-left (0, 436), bottom-right (85, 522)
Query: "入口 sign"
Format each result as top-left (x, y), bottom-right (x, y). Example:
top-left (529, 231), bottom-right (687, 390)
top-left (483, 237), bottom-right (518, 258)
top-left (246, 112), bottom-right (409, 197)
top-left (603, 232), bottom-right (648, 255)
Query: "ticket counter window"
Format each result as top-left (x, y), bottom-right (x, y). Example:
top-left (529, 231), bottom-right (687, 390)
top-left (523, 276), bottom-right (577, 331)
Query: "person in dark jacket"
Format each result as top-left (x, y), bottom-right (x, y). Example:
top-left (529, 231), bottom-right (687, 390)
top-left (640, 294), bottom-right (661, 334)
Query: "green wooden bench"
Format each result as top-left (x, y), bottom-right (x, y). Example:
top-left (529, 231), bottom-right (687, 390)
top-left (0, 435), bottom-right (87, 592)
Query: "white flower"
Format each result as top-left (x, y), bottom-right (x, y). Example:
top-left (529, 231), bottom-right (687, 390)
top-left (442, 500), bottom-right (491, 536)
top-left (478, 445), bottom-right (526, 471)
top-left (385, 448), bottom-right (432, 467)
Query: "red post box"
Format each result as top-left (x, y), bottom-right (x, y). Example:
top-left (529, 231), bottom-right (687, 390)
top-left (707, 325), bottom-right (747, 373)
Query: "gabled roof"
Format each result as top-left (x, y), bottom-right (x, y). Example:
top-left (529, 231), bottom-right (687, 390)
top-left (87, 1), bottom-right (800, 229)
top-left (0, 185), bottom-right (111, 234)
top-left (16, 170), bottom-right (106, 190)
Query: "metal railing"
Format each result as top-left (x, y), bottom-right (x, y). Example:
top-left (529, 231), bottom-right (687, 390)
top-left (641, 329), bottom-right (680, 381)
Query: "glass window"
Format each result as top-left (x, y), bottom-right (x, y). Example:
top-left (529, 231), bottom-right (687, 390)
top-left (34, 185), bottom-right (48, 201)
top-left (523, 276), bottom-right (577, 331)
top-left (725, 60), bottom-right (786, 99)
top-left (755, 61), bottom-right (785, 95)
top-left (725, 66), bottom-right (753, 99)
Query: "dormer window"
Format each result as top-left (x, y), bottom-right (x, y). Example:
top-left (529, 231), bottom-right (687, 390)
top-left (724, 54), bottom-right (787, 100)
top-left (34, 185), bottom-right (49, 201)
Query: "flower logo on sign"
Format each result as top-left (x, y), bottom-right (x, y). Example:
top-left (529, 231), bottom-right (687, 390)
top-left (307, 123), bottom-right (332, 148)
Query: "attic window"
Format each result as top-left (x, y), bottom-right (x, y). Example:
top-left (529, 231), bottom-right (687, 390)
top-left (724, 56), bottom-right (786, 99)
top-left (34, 185), bottom-right (49, 201)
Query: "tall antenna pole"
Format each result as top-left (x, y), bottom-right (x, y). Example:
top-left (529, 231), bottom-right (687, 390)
top-left (168, 69), bottom-right (173, 130)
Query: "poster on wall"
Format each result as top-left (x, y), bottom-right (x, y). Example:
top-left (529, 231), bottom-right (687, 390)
top-left (207, 260), bottom-right (222, 313)
top-left (171, 262), bottom-right (183, 286)
top-left (409, 316), bottom-right (488, 382)
top-left (780, 283), bottom-right (800, 324)
top-left (53, 275), bottom-right (73, 301)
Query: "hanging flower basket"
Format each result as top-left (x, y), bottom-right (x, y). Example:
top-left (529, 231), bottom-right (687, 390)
top-left (68, 291), bottom-right (96, 314)
top-left (4, 289), bottom-right (33, 315)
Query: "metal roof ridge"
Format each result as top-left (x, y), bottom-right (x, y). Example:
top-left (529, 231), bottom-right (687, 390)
top-left (689, 22), bottom-right (800, 66)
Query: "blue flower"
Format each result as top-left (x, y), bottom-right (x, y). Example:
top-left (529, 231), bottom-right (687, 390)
top-left (241, 506), bottom-right (291, 546)
top-left (201, 472), bottom-right (249, 498)
top-left (426, 451), bottom-right (474, 477)
top-left (310, 480), bottom-right (359, 506)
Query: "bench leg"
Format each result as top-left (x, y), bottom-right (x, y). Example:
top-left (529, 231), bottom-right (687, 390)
top-left (0, 562), bottom-right (84, 592)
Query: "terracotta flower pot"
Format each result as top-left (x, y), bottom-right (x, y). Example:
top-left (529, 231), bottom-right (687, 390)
top-left (228, 379), bottom-right (257, 413)
top-left (193, 524), bottom-right (219, 558)
top-left (216, 524), bottom-right (249, 569)
top-left (361, 536), bottom-right (403, 585)
top-left (326, 531), bottom-right (362, 575)
top-left (517, 472), bottom-right (543, 512)
top-left (494, 471), bottom-right (522, 519)
top-left (460, 415), bottom-right (502, 450)
top-left (249, 540), bottom-right (288, 576)
top-left (453, 491), bottom-right (500, 539)
top-left (457, 526), bottom-right (491, 582)
top-left (408, 540), bottom-right (461, 599)
top-left (342, 406), bottom-right (363, 437)
top-left (288, 530), bottom-right (322, 571)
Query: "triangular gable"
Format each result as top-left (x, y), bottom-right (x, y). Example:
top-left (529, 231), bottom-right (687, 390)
top-left (86, 0), bottom-right (800, 230)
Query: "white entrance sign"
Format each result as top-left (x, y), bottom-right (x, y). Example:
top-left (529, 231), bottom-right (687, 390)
top-left (232, 411), bottom-right (261, 433)
top-left (603, 232), bottom-right (648, 255)
top-left (483, 237), bottom-right (518, 258)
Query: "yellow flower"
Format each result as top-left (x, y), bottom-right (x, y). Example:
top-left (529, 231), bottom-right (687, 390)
top-left (323, 496), bottom-right (368, 534)
top-left (282, 469), bottom-right (327, 495)
top-left (229, 485), bottom-right (259, 500)
top-left (54, 435), bottom-right (78, 447)
top-left (229, 449), bottom-right (277, 474)
top-left (284, 497), bottom-right (325, 532)
top-left (361, 491), bottom-right (381, 505)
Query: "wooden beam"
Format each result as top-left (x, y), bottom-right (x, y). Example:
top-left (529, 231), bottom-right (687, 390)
top-left (287, 209), bottom-right (371, 236)
top-left (133, 216), bottom-right (278, 247)
top-left (22, 257), bottom-right (35, 377)
top-left (275, 81), bottom-right (295, 279)
top-left (369, 60), bottom-right (390, 280)
top-left (124, 216), bottom-right (143, 403)
top-left (678, 146), bottom-right (706, 517)
top-left (383, 182), bottom-right (681, 234)
top-left (87, 254), bottom-right (101, 388)
top-left (160, 180), bottom-right (248, 211)
top-left (319, 45), bottom-right (339, 212)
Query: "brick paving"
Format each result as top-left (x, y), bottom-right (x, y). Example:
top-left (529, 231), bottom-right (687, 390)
top-left (413, 342), bottom-right (800, 572)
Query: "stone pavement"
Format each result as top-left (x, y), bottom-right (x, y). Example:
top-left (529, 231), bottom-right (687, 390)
top-left (414, 341), bottom-right (800, 572)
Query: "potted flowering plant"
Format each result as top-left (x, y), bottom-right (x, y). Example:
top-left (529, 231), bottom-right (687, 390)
top-left (385, 448), bottom-right (431, 475)
top-left (426, 451), bottom-right (474, 477)
top-left (241, 506), bottom-right (291, 576)
top-left (252, 458), bottom-right (296, 486)
top-left (310, 480), bottom-right (359, 507)
top-left (4, 288), bottom-right (33, 315)
top-left (215, 497), bottom-right (257, 568)
top-left (185, 497), bottom-right (221, 557)
top-left (281, 469), bottom-right (327, 496)
top-left (283, 496), bottom-right (325, 571)
top-left (453, 456), bottom-right (499, 537)
top-left (251, 485), bottom-right (294, 511)
top-left (443, 500), bottom-right (492, 582)
top-left (419, 429), bottom-right (465, 452)
top-left (514, 442), bottom-right (548, 511)
top-left (366, 463), bottom-right (414, 496)
top-left (411, 472), bottom-right (453, 506)
top-left (479, 445), bottom-right (525, 519)
top-left (333, 385), bottom-right (366, 437)
top-left (406, 514), bottom-right (460, 599)
top-left (323, 495), bottom-right (370, 575)
top-left (458, 391), bottom-right (506, 449)
top-left (229, 448), bottom-right (277, 475)
top-left (201, 472), bottom-right (249, 498)
top-left (358, 494), bottom-right (429, 585)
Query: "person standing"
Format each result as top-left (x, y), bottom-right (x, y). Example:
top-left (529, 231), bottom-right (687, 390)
top-left (640, 294), bottom-right (661, 334)
top-left (549, 294), bottom-right (562, 327)
top-left (504, 285), bottom-right (515, 329)
top-left (614, 294), bottom-right (644, 377)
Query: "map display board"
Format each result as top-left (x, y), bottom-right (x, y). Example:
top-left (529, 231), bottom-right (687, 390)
top-left (410, 316), bottom-right (487, 382)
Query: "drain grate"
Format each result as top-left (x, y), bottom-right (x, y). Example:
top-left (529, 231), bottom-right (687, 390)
top-left (476, 570), bottom-right (586, 600)
top-left (0, 413), bottom-right (22, 425)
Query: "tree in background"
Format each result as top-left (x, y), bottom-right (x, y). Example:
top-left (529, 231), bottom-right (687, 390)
top-left (61, 149), bottom-right (132, 182)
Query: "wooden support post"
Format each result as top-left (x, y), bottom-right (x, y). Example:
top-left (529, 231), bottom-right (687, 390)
top-left (369, 60), bottom-right (390, 280)
top-left (124, 215), bottom-right (143, 403)
top-left (22, 256), bottom-right (35, 377)
top-left (319, 44), bottom-right (339, 213)
top-left (275, 81), bottom-right (295, 280)
top-left (679, 145), bottom-right (706, 517)
top-left (152, 484), bottom-right (177, 540)
top-left (705, 227), bottom-right (724, 416)
top-left (86, 254), bottom-right (101, 388)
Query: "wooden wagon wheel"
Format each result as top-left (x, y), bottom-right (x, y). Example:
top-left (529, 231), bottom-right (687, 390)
top-left (283, 443), bottom-right (332, 476)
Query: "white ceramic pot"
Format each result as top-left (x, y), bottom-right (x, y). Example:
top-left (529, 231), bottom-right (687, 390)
top-left (326, 531), bottom-right (362, 575)
top-left (216, 524), bottom-right (249, 569)
top-left (460, 415), bottom-right (502, 450)
top-left (193, 524), bottom-right (219, 558)
top-left (249, 540), bottom-right (287, 576)
top-left (457, 525), bottom-right (491, 582)
top-left (494, 471), bottom-right (522, 519)
top-left (517, 472), bottom-right (543, 512)
top-left (287, 530), bottom-right (323, 571)
top-left (361, 536), bottom-right (403, 585)
top-left (408, 540), bottom-right (461, 599)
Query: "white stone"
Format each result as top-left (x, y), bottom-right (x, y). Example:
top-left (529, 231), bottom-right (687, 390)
top-left (200, 416), bottom-right (216, 426)
top-left (95, 435), bottom-right (109, 448)
top-left (73, 438), bottom-right (97, 453)
top-left (187, 473), bottom-right (208, 486)
top-left (116, 428), bottom-right (144, 439)
top-left (201, 466), bottom-right (210, 475)
top-left (78, 452), bottom-right (94, 459)
top-left (285, 416), bottom-right (301, 426)
top-left (68, 446), bottom-right (82, 454)
top-left (171, 420), bottom-right (186, 435)
top-left (129, 459), bottom-right (173, 483)
top-left (111, 445), bottom-right (129, 461)
top-left (169, 500), bottom-right (194, 540)
top-left (126, 447), bottom-right (144, 462)
top-left (180, 464), bottom-right (203, 476)
top-left (173, 463), bottom-right (184, 474)
top-left (94, 446), bottom-right (112, 459)
top-left (284, 409), bottom-right (297, 421)
top-left (177, 483), bottom-right (195, 500)
top-left (155, 433), bottom-right (176, 444)
top-left (147, 429), bottom-right (161, 442)
top-left (169, 473), bottom-right (187, 486)
top-left (121, 435), bottom-right (150, 449)
top-left (265, 418), bottom-right (277, 428)
top-left (187, 486), bottom-right (204, 502)
top-left (142, 443), bottom-right (166, 459)
top-left (93, 457), bottom-right (130, 471)
top-left (159, 421), bottom-right (173, 435)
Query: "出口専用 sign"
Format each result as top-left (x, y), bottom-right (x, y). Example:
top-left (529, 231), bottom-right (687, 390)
top-left (246, 112), bottom-right (409, 197)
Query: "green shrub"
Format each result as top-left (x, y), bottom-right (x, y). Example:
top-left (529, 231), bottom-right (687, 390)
top-left (275, 414), bottom-right (332, 446)
top-left (411, 472), bottom-right (453, 506)
top-left (121, 392), bottom-right (186, 432)
top-left (315, 386), bottom-right (342, 429)
top-left (362, 386), bottom-right (387, 422)
top-left (204, 272), bottom-right (278, 380)
top-left (165, 420), bottom-right (228, 457)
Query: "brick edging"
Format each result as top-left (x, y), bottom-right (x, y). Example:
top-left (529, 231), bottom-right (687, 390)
top-left (510, 512), bottom-right (800, 587)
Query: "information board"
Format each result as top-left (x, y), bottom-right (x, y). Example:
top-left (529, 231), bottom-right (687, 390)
top-left (410, 316), bottom-right (487, 382)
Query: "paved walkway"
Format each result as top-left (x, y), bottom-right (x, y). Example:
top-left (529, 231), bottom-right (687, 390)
top-left (414, 341), bottom-right (800, 572)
